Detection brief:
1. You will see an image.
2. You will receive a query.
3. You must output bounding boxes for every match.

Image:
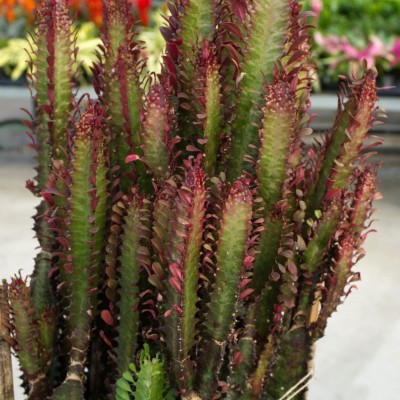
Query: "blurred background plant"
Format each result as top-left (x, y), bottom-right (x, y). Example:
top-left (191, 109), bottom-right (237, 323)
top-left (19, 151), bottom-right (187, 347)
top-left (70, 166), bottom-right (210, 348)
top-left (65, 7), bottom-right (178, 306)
top-left (0, 0), bottom-right (34, 38)
top-left (2, 0), bottom-right (400, 90)
top-left (0, 0), bottom-right (165, 83)
top-left (306, 0), bottom-right (400, 91)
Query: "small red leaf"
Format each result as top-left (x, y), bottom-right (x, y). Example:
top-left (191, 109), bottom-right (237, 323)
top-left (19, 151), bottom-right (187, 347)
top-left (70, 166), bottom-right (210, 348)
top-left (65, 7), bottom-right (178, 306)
top-left (240, 278), bottom-right (252, 290)
top-left (169, 262), bottom-right (183, 281)
top-left (173, 304), bottom-right (183, 315)
top-left (99, 330), bottom-right (112, 347)
top-left (325, 188), bottom-right (341, 201)
top-left (64, 263), bottom-right (73, 274)
top-left (287, 260), bottom-right (297, 275)
top-left (221, 22), bottom-right (243, 40)
top-left (152, 262), bottom-right (164, 279)
top-left (239, 288), bottom-right (254, 300)
top-left (143, 309), bottom-right (157, 319)
top-left (101, 309), bottom-right (114, 326)
top-left (169, 276), bottom-right (182, 294)
top-left (166, 42), bottom-right (179, 59)
top-left (163, 55), bottom-right (177, 75)
top-left (283, 297), bottom-right (295, 309)
top-left (125, 154), bottom-right (140, 163)
top-left (232, 0), bottom-right (246, 21)
top-left (232, 351), bottom-right (243, 366)
top-left (47, 267), bottom-right (58, 279)
top-left (186, 145), bottom-right (200, 152)
top-left (271, 271), bottom-right (280, 281)
top-left (148, 274), bottom-right (163, 291)
top-left (243, 256), bottom-right (254, 269)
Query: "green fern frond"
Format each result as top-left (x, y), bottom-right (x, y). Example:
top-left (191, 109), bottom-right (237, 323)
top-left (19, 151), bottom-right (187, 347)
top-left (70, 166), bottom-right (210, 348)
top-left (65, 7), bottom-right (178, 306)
top-left (115, 344), bottom-right (173, 400)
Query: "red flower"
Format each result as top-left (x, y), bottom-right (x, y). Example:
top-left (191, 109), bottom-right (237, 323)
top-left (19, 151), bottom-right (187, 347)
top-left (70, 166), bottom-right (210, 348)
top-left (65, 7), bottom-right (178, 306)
top-left (135, 0), bottom-right (151, 26)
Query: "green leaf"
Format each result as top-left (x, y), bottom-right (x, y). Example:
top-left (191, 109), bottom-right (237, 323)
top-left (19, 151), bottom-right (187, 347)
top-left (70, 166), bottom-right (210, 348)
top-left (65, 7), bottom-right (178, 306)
top-left (116, 392), bottom-right (130, 400)
top-left (129, 363), bottom-right (138, 374)
top-left (116, 379), bottom-right (133, 393)
top-left (132, 345), bottom-right (169, 400)
top-left (123, 371), bottom-right (135, 383)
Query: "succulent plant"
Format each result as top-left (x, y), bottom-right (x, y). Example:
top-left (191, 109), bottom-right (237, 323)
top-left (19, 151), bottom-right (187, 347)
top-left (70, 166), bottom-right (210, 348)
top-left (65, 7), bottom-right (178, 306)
top-left (1, 0), bottom-right (382, 399)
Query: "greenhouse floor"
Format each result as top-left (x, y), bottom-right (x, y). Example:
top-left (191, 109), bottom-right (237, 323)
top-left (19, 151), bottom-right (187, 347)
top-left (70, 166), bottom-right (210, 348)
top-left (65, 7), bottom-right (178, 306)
top-left (1, 145), bottom-right (400, 400)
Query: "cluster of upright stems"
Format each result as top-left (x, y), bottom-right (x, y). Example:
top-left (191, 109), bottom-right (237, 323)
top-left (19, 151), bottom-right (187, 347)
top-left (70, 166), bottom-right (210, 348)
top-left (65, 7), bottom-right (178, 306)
top-left (1, 0), bottom-right (382, 399)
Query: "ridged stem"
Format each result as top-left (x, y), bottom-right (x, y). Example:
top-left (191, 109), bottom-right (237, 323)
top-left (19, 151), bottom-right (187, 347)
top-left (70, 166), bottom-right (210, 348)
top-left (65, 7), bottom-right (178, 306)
top-left (52, 110), bottom-right (107, 399)
top-left (142, 84), bottom-right (171, 183)
top-left (7, 277), bottom-right (53, 398)
top-left (306, 70), bottom-right (377, 212)
top-left (163, 165), bottom-right (205, 391)
top-left (265, 327), bottom-right (311, 399)
top-left (49, 0), bottom-right (75, 160)
top-left (198, 179), bottom-right (252, 397)
top-left (226, 304), bottom-right (256, 398)
top-left (0, 285), bottom-right (14, 400)
top-left (225, 0), bottom-right (292, 180)
top-left (115, 196), bottom-right (146, 375)
top-left (315, 168), bottom-right (377, 338)
top-left (202, 45), bottom-right (223, 177)
top-left (101, 0), bottom-right (145, 192)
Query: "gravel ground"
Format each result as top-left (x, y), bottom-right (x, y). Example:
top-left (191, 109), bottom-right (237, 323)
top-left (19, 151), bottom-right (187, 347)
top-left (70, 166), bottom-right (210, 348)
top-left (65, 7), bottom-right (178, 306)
top-left (1, 149), bottom-right (399, 400)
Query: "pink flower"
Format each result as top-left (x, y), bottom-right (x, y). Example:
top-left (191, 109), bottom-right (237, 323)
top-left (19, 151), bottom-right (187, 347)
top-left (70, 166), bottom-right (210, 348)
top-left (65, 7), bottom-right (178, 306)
top-left (391, 38), bottom-right (400, 66)
top-left (311, 0), bottom-right (323, 16)
top-left (342, 36), bottom-right (387, 68)
top-left (315, 33), bottom-right (390, 69)
top-left (314, 32), bottom-right (348, 55)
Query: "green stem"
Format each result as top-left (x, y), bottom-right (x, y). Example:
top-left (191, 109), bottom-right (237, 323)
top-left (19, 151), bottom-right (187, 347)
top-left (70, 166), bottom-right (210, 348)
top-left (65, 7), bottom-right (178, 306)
top-left (198, 179), bottom-right (252, 397)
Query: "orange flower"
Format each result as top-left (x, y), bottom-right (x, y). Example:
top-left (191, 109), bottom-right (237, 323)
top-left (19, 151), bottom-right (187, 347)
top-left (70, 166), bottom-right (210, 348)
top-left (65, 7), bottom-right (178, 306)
top-left (1, 0), bottom-right (16, 22)
top-left (22, 0), bottom-right (35, 14)
top-left (69, 0), bottom-right (81, 8)
top-left (21, 0), bottom-right (35, 22)
top-left (87, 0), bottom-right (103, 26)
top-left (69, 0), bottom-right (103, 26)
top-left (1, 0), bottom-right (36, 22)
